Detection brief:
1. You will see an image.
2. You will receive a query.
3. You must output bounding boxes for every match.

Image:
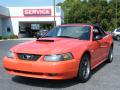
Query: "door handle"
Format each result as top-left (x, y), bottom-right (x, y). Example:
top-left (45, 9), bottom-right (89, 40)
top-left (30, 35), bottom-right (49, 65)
top-left (100, 43), bottom-right (108, 48)
top-left (100, 45), bottom-right (107, 48)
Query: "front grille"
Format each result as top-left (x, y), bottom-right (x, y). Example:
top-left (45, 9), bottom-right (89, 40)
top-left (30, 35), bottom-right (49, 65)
top-left (13, 70), bottom-right (43, 75)
top-left (18, 53), bottom-right (41, 61)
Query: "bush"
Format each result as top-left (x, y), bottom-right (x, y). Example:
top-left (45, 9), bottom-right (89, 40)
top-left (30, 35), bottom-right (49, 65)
top-left (0, 35), bottom-right (18, 40)
top-left (2, 36), bottom-right (8, 40)
top-left (8, 35), bottom-right (18, 39)
top-left (0, 36), bottom-right (2, 40)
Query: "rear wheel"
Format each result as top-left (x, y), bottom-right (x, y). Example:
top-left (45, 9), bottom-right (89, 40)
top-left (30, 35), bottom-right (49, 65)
top-left (116, 35), bottom-right (120, 41)
top-left (107, 47), bottom-right (113, 63)
top-left (76, 54), bottom-right (91, 82)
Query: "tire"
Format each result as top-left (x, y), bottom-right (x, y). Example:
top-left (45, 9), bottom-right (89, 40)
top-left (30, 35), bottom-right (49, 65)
top-left (116, 35), bottom-right (120, 41)
top-left (76, 54), bottom-right (91, 82)
top-left (107, 47), bottom-right (113, 63)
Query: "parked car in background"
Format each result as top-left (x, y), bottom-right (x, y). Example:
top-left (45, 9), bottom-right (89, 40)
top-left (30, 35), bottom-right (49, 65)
top-left (112, 28), bottom-right (120, 41)
top-left (3, 24), bottom-right (113, 82)
top-left (36, 29), bottom-right (48, 39)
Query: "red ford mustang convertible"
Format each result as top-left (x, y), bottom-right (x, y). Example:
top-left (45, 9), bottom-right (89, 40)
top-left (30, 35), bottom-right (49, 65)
top-left (3, 24), bottom-right (113, 82)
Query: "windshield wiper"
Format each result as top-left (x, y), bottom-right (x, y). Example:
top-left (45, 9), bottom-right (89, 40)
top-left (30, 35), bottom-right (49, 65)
top-left (56, 36), bottom-right (79, 39)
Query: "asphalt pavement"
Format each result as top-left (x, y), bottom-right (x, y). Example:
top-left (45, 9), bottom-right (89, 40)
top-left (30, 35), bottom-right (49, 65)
top-left (0, 39), bottom-right (120, 90)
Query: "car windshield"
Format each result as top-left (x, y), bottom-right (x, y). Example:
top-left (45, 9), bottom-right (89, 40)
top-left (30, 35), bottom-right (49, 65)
top-left (43, 26), bottom-right (91, 40)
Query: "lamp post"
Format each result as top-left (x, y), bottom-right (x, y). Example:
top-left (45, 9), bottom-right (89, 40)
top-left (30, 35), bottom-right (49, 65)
top-left (116, 0), bottom-right (117, 29)
top-left (53, 0), bottom-right (56, 27)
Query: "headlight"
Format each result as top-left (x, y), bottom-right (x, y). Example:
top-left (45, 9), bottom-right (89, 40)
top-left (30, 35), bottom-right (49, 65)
top-left (7, 51), bottom-right (15, 59)
top-left (44, 53), bottom-right (73, 61)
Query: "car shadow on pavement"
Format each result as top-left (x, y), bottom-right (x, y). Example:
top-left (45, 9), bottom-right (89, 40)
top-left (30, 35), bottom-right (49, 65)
top-left (12, 76), bottom-right (79, 88)
top-left (12, 61), bottom-right (108, 88)
top-left (91, 61), bottom-right (108, 75)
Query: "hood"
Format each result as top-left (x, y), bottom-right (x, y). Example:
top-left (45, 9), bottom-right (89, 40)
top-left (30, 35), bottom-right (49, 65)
top-left (11, 38), bottom-right (89, 55)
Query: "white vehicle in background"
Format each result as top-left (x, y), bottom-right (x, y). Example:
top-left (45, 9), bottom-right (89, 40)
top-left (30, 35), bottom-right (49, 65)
top-left (112, 28), bottom-right (120, 41)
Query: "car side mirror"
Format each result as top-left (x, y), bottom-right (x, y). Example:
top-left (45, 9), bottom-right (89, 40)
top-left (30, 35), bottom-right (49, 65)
top-left (93, 35), bottom-right (103, 41)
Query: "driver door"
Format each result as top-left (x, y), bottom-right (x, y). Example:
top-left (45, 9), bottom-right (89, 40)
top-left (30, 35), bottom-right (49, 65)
top-left (90, 28), bottom-right (102, 67)
top-left (91, 26), bottom-right (109, 68)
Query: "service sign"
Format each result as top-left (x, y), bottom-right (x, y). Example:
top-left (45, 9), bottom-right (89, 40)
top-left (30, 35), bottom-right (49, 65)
top-left (23, 9), bottom-right (51, 16)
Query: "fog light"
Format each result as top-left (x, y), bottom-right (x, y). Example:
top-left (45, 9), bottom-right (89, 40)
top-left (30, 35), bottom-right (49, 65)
top-left (5, 68), bottom-right (12, 71)
top-left (48, 73), bottom-right (58, 76)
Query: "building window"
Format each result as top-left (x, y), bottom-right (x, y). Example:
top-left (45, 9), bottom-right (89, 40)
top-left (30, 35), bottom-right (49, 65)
top-left (7, 27), bottom-right (11, 32)
top-left (31, 24), bottom-right (40, 30)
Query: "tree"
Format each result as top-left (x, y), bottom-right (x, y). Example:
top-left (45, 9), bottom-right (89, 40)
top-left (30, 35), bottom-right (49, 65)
top-left (61, 0), bottom-right (120, 31)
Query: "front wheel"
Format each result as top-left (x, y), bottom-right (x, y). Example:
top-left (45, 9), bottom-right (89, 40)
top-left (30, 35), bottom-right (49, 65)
top-left (76, 54), bottom-right (91, 82)
top-left (107, 47), bottom-right (113, 63)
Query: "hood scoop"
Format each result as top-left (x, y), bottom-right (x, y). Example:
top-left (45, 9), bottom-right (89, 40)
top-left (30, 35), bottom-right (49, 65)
top-left (36, 39), bottom-right (54, 42)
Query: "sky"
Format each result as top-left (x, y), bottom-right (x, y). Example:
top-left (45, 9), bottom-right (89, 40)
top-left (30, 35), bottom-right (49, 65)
top-left (0, 0), bottom-right (64, 7)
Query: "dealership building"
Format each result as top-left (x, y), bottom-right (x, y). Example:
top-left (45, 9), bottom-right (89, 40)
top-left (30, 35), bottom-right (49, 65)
top-left (0, 5), bottom-right (64, 37)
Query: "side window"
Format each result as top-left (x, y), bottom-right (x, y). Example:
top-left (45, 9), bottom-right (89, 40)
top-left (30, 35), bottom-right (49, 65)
top-left (93, 28), bottom-right (101, 36)
top-left (93, 27), bottom-right (103, 39)
top-left (93, 27), bottom-right (105, 38)
top-left (99, 27), bottom-right (107, 36)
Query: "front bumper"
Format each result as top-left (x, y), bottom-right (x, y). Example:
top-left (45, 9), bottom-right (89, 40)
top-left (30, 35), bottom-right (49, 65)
top-left (3, 56), bottom-right (79, 80)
